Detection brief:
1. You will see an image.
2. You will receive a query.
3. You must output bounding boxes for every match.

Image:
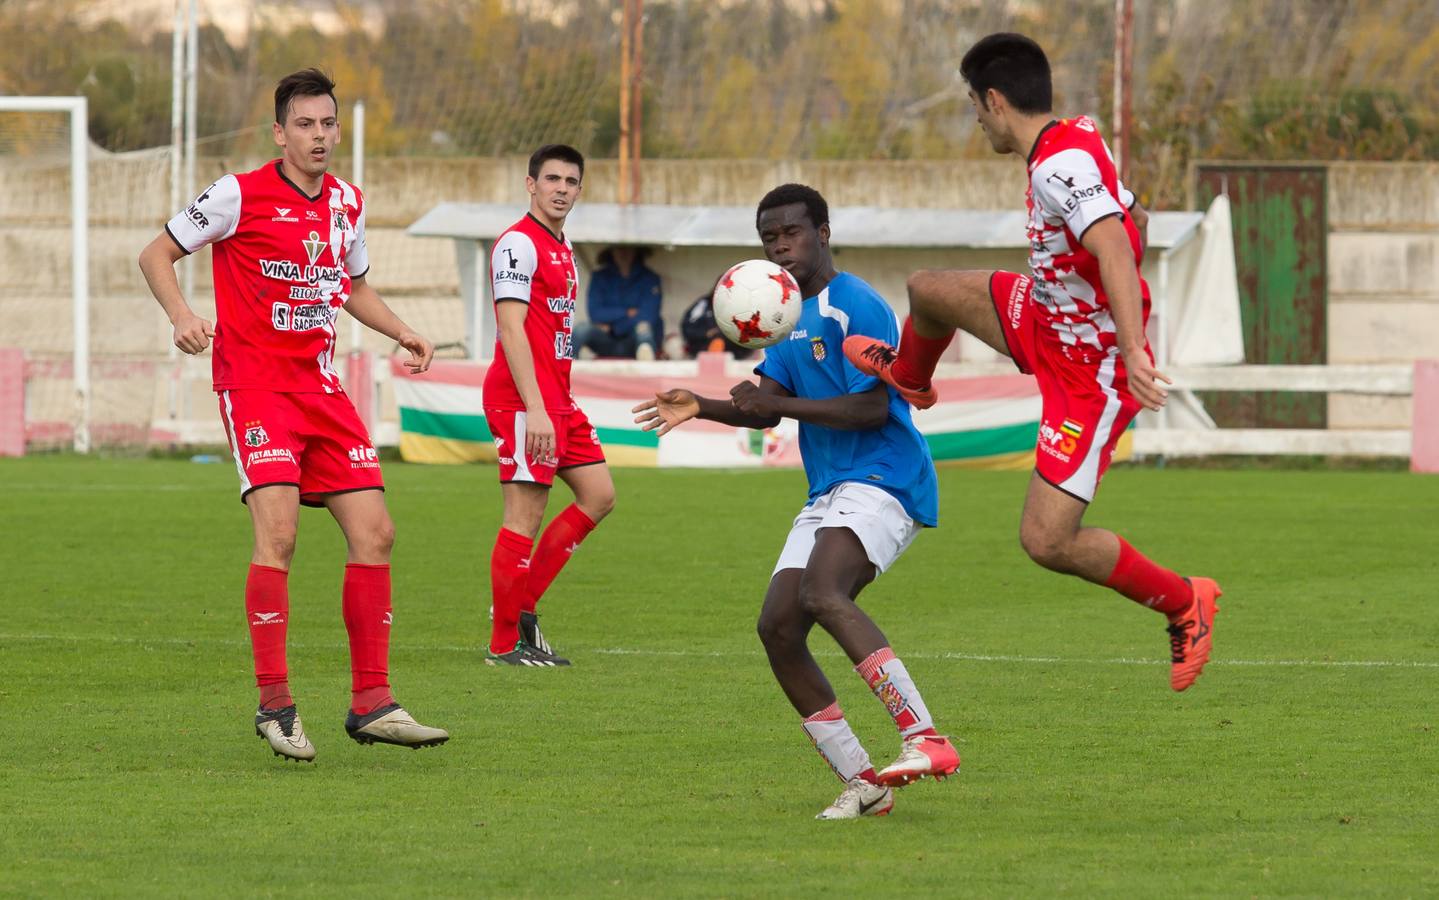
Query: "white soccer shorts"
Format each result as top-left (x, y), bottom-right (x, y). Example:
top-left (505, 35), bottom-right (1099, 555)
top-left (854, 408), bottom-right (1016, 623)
top-left (772, 481), bottom-right (921, 577)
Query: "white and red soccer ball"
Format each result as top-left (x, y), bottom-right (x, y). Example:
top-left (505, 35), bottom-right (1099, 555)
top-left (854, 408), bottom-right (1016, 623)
top-left (712, 259), bottom-right (802, 351)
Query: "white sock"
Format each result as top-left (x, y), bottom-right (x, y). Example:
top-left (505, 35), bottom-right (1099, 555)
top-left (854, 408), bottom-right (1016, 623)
top-left (801, 701), bottom-right (874, 782)
top-left (856, 647), bottom-right (935, 738)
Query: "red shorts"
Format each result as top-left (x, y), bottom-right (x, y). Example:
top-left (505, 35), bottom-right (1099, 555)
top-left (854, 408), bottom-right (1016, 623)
top-left (219, 389), bottom-right (383, 506)
top-left (989, 271), bottom-right (1143, 503)
top-left (484, 406), bottom-right (606, 486)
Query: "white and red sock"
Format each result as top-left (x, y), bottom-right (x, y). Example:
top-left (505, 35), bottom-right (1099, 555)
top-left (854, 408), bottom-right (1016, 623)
top-left (245, 563), bottom-right (291, 710)
top-left (801, 701), bottom-right (878, 783)
top-left (524, 504), bottom-right (597, 614)
top-left (490, 528), bottom-right (533, 653)
top-left (342, 563), bottom-right (395, 715)
top-left (856, 647), bottom-right (936, 738)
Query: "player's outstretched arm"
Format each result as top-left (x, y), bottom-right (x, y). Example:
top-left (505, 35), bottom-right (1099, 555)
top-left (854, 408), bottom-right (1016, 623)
top-left (632, 377), bottom-right (790, 434)
top-left (138, 233), bottom-right (214, 355)
top-left (1081, 216), bottom-right (1170, 411)
top-left (345, 275), bottom-right (434, 374)
top-left (733, 380), bottom-right (889, 431)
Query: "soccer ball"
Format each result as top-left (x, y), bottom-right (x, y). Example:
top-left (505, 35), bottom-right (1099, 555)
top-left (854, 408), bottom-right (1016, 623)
top-left (712, 259), bottom-right (802, 350)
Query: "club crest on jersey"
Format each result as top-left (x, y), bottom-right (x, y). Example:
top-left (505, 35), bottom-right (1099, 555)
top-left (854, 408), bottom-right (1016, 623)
top-left (331, 209), bottom-right (347, 232)
top-left (302, 231), bottom-right (326, 266)
top-left (244, 424), bottom-right (269, 447)
top-left (810, 336), bottom-right (826, 361)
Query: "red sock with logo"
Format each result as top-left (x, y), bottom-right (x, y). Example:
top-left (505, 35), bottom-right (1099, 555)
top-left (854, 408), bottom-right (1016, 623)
top-left (524, 504), bottom-right (597, 614)
top-left (891, 316), bottom-right (954, 390)
top-left (342, 563), bottom-right (395, 715)
top-left (1105, 536), bottom-right (1192, 617)
top-left (246, 564), bottom-right (292, 710)
top-left (490, 528), bottom-right (533, 653)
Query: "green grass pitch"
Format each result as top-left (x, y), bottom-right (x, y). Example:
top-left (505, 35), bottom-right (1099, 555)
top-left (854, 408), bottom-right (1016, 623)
top-left (2, 456), bottom-right (1436, 896)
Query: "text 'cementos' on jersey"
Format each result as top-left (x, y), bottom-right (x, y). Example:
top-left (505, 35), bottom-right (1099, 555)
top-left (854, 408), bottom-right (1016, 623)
top-left (482, 213), bottom-right (580, 413)
top-left (1025, 116), bottom-right (1149, 360)
top-left (166, 160), bottom-right (370, 394)
top-left (755, 272), bottom-right (939, 527)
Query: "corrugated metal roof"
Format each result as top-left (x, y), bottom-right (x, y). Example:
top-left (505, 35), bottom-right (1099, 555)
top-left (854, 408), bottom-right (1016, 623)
top-left (408, 202), bottom-right (1205, 250)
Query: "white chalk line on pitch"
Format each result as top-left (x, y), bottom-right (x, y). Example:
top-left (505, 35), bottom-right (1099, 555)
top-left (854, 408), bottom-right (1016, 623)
top-left (2, 631), bottom-right (1437, 670)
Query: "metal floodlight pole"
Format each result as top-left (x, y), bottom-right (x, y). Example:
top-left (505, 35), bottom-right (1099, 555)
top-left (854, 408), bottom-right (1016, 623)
top-left (351, 100), bottom-right (365, 354)
top-left (182, 0), bottom-right (198, 310)
top-left (631, 0), bottom-right (644, 204)
top-left (618, 0), bottom-right (632, 205)
top-left (167, 0), bottom-right (184, 420)
top-left (1112, 0), bottom-right (1134, 184)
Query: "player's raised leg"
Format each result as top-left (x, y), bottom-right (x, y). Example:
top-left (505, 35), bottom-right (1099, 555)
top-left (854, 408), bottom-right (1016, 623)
top-left (843, 269), bottom-right (1008, 409)
top-left (520, 459), bottom-right (614, 655)
top-left (327, 489), bottom-right (449, 747)
top-left (245, 485), bottom-right (316, 761)
top-left (798, 523), bottom-right (959, 787)
top-left (1019, 474), bottom-right (1221, 691)
top-left (756, 569), bottom-right (892, 819)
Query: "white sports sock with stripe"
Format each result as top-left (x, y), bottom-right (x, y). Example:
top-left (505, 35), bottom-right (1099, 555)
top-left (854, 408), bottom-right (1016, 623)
top-left (801, 701), bottom-right (874, 782)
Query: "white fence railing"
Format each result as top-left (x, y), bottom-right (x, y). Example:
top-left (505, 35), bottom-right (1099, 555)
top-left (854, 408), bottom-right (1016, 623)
top-left (1135, 363), bottom-right (1432, 467)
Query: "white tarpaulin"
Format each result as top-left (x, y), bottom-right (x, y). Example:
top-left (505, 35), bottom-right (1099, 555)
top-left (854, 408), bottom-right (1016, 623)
top-left (1147, 195), bottom-right (1246, 430)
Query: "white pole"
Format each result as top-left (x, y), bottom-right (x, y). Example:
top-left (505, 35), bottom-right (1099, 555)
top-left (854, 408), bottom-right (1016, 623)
top-left (70, 99), bottom-right (90, 453)
top-left (181, 0), bottom-right (198, 312)
top-left (350, 100), bottom-right (365, 354)
top-left (1155, 250), bottom-right (1171, 441)
top-left (167, 1), bottom-right (184, 420)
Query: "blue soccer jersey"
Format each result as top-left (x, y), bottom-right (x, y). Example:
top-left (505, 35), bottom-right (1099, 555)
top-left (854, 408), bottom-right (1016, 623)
top-left (754, 272), bottom-right (939, 527)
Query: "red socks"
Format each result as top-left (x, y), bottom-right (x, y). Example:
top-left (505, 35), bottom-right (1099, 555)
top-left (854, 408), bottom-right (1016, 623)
top-left (342, 563), bottom-right (395, 715)
top-left (892, 316), bottom-right (954, 390)
top-left (490, 528), bottom-right (534, 653)
top-left (524, 504), bottom-right (597, 614)
top-left (246, 564), bottom-right (292, 710)
top-left (1105, 536), bottom-right (1192, 616)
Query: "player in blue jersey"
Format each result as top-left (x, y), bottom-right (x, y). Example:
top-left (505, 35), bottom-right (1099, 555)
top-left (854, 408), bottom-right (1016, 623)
top-left (633, 184), bottom-right (959, 820)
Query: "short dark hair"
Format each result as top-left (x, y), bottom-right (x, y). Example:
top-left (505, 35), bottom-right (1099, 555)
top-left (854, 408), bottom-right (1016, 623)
top-left (529, 144), bottom-right (585, 180)
top-left (960, 33), bottom-right (1052, 114)
top-left (274, 68), bottom-right (338, 125)
top-left (755, 183), bottom-right (829, 232)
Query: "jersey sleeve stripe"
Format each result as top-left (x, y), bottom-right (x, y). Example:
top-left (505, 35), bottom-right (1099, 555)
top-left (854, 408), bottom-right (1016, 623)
top-left (1075, 210), bottom-right (1125, 246)
top-left (163, 224), bottom-right (192, 256)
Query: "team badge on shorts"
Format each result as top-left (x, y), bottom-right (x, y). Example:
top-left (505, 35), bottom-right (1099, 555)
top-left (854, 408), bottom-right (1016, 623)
top-left (244, 423), bottom-right (269, 447)
top-left (811, 336), bottom-right (827, 361)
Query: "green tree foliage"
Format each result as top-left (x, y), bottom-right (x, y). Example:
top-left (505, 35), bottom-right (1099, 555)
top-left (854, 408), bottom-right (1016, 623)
top-left (2, 0), bottom-right (1434, 206)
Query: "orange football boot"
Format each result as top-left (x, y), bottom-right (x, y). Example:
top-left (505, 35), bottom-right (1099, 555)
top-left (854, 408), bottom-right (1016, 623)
top-left (841, 335), bottom-right (938, 410)
top-left (1167, 577), bottom-right (1222, 691)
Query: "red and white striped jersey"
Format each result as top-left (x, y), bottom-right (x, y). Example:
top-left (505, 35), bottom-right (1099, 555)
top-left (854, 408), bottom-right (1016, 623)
top-left (166, 160), bottom-right (370, 393)
top-left (482, 213), bottom-right (579, 413)
top-left (1024, 116), bottom-right (1148, 360)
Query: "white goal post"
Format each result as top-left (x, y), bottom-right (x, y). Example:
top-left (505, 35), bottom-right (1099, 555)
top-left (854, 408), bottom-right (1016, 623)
top-left (0, 96), bottom-right (89, 452)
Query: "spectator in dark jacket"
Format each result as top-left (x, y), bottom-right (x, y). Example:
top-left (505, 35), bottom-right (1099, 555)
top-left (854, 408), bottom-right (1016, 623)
top-left (576, 246), bottom-right (662, 360)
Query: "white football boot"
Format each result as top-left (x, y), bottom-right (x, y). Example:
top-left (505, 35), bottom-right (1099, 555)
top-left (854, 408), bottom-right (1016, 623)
top-left (344, 704), bottom-right (450, 748)
top-left (255, 705), bottom-right (316, 762)
top-left (816, 777), bottom-right (894, 820)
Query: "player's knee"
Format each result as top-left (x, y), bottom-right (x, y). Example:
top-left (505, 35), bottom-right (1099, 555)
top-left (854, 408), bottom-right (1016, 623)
top-left (256, 529), bottom-right (297, 567)
top-left (353, 516), bottom-right (396, 560)
top-left (756, 607), bottom-right (802, 651)
top-left (906, 270), bottom-right (939, 309)
top-left (584, 487), bottom-right (616, 522)
top-left (1019, 524), bottom-right (1071, 573)
top-left (797, 582), bottom-right (844, 621)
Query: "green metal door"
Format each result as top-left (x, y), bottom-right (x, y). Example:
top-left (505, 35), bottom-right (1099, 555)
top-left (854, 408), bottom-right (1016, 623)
top-left (1195, 164), bottom-right (1328, 428)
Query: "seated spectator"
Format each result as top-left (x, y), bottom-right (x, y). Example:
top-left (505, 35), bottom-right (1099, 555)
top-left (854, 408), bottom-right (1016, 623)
top-left (679, 290), bottom-right (754, 360)
top-left (575, 245), bottom-right (662, 360)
